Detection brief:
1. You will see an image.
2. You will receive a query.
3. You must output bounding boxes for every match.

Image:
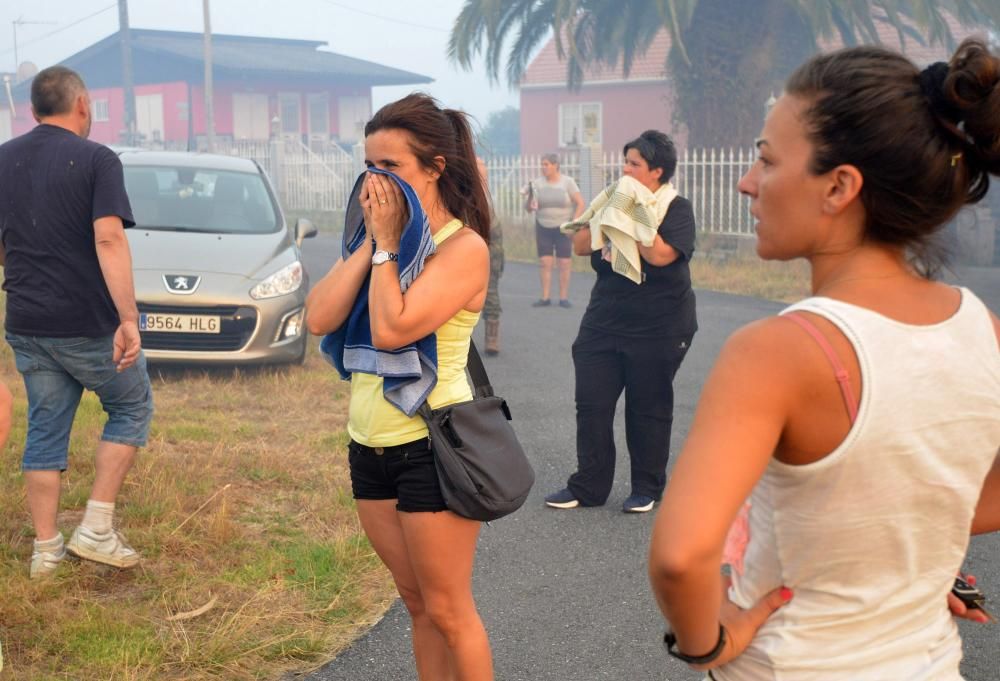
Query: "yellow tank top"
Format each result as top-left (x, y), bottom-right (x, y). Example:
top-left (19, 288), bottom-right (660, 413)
top-left (347, 219), bottom-right (480, 447)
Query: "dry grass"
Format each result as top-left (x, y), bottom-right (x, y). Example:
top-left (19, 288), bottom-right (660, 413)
top-left (0, 335), bottom-right (397, 680)
top-left (690, 254), bottom-right (811, 302)
top-left (500, 216), bottom-right (812, 301)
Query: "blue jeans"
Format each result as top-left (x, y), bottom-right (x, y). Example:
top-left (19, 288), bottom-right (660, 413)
top-left (6, 333), bottom-right (154, 471)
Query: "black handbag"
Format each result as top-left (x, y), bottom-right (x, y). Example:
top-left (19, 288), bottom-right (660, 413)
top-left (417, 340), bottom-right (534, 522)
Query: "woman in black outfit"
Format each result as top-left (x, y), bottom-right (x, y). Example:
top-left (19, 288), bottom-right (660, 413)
top-left (545, 130), bottom-right (697, 513)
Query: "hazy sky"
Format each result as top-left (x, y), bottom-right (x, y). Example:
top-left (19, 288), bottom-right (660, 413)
top-left (0, 0), bottom-right (522, 122)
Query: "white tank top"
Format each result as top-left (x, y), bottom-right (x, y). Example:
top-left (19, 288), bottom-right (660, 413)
top-left (716, 288), bottom-right (1000, 681)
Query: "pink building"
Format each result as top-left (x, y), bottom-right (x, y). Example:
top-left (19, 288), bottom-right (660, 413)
top-left (1, 29), bottom-right (431, 148)
top-left (519, 10), bottom-right (986, 157)
top-left (519, 30), bottom-right (681, 156)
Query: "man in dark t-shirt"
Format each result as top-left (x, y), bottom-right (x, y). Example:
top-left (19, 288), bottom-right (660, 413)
top-left (0, 66), bottom-right (153, 578)
top-left (545, 130), bottom-right (697, 514)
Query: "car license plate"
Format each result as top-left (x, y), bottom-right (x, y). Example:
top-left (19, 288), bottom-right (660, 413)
top-left (139, 313), bottom-right (221, 334)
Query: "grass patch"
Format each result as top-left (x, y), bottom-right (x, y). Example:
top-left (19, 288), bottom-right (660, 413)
top-left (499, 216), bottom-right (811, 301)
top-left (0, 326), bottom-right (396, 680)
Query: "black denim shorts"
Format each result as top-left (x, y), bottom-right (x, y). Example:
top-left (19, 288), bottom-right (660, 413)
top-left (348, 438), bottom-right (448, 513)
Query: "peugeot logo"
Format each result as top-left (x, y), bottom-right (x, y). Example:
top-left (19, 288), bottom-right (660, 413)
top-left (163, 274), bottom-right (201, 295)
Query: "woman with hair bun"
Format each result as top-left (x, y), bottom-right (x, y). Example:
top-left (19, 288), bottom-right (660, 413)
top-left (306, 93), bottom-right (494, 680)
top-left (650, 40), bottom-right (1000, 679)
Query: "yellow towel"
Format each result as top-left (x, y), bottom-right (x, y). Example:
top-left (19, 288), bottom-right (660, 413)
top-left (561, 176), bottom-right (677, 284)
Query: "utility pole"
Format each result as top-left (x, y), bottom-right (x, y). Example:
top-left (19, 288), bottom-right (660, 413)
top-left (202, 0), bottom-right (215, 152)
top-left (118, 0), bottom-right (136, 145)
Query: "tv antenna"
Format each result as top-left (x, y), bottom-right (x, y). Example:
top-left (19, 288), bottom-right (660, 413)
top-left (12, 16), bottom-right (57, 73)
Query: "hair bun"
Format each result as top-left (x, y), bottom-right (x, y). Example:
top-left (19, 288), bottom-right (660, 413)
top-left (919, 62), bottom-right (962, 123)
top-left (944, 39), bottom-right (1000, 172)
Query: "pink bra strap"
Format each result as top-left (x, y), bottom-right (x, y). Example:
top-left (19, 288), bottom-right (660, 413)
top-left (783, 312), bottom-right (859, 424)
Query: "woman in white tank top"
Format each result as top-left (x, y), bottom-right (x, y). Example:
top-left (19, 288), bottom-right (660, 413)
top-left (649, 41), bottom-right (1000, 680)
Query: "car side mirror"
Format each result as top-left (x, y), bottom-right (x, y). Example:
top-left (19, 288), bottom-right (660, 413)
top-left (294, 218), bottom-right (317, 247)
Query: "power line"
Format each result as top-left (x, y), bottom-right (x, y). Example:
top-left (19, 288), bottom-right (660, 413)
top-left (315, 0), bottom-right (449, 34)
top-left (0, 4), bottom-right (117, 57)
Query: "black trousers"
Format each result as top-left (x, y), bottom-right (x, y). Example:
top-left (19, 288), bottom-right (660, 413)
top-left (567, 326), bottom-right (693, 506)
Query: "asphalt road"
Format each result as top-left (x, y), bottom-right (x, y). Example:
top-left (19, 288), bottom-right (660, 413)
top-left (297, 234), bottom-right (999, 681)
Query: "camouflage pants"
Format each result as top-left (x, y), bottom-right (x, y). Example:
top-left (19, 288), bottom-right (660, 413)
top-left (485, 223), bottom-right (504, 320)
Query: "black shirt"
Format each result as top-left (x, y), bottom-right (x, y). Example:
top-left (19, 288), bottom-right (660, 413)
top-left (0, 124), bottom-right (134, 337)
top-left (581, 195), bottom-right (698, 338)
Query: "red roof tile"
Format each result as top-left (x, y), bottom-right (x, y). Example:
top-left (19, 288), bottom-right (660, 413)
top-left (521, 29), bottom-right (672, 87)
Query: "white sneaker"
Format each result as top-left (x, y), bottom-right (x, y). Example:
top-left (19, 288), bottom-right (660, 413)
top-left (30, 537), bottom-right (67, 579)
top-left (67, 525), bottom-right (140, 568)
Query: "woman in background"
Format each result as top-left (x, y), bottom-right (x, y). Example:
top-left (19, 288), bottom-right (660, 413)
top-left (525, 153), bottom-right (585, 307)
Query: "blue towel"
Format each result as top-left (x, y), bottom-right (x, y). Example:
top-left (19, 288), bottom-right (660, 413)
top-left (319, 169), bottom-right (438, 417)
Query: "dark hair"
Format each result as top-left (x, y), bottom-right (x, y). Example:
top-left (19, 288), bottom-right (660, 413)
top-left (31, 66), bottom-right (87, 118)
top-left (786, 39), bottom-right (1000, 276)
top-left (623, 130), bottom-right (678, 184)
top-left (364, 93), bottom-right (490, 242)
top-left (541, 153), bottom-right (560, 166)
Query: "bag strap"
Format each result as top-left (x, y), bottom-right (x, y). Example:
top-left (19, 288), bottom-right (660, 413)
top-left (417, 339), bottom-right (494, 420)
top-left (465, 339), bottom-right (495, 398)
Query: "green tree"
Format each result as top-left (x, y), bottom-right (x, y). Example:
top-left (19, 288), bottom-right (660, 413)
top-left (477, 106), bottom-right (521, 156)
top-left (449, 0), bottom-right (1000, 147)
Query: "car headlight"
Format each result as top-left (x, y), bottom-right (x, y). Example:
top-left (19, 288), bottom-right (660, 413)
top-left (249, 261), bottom-right (303, 300)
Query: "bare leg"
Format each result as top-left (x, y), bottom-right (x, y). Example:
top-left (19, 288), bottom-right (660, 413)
top-left (25, 470), bottom-right (61, 539)
top-left (401, 510), bottom-right (492, 681)
top-left (356, 500), bottom-right (452, 680)
top-left (538, 255), bottom-right (554, 301)
top-left (558, 257), bottom-right (572, 300)
top-left (90, 440), bottom-right (137, 503)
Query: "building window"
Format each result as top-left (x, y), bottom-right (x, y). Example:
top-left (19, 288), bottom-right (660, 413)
top-left (337, 95), bottom-right (369, 144)
top-left (91, 99), bottom-right (110, 122)
top-left (278, 93), bottom-right (301, 136)
top-left (558, 102), bottom-right (601, 146)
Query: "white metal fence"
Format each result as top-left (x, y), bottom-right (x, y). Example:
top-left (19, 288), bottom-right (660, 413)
top-left (138, 140), bottom-right (756, 233)
top-left (484, 147), bottom-right (756, 236)
top-left (207, 139), bottom-right (359, 213)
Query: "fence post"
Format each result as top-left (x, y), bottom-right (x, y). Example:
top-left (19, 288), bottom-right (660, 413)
top-left (268, 116), bottom-right (287, 207)
top-left (575, 143), bottom-right (604, 201)
top-left (351, 142), bottom-right (366, 182)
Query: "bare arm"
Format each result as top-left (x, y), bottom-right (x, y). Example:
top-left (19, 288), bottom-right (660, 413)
top-left (638, 235), bottom-right (680, 267)
top-left (304, 243), bottom-right (373, 336)
top-left (571, 191), bottom-right (586, 219)
top-left (972, 451), bottom-right (1000, 535)
top-left (572, 226), bottom-right (593, 256)
top-left (94, 216), bottom-right (138, 323)
top-left (369, 232), bottom-right (488, 349)
top-left (976, 315), bottom-right (1000, 534)
top-left (0, 382), bottom-right (12, 450)
top-left (94, 216), bottom-right (140, 370)
top-left (0, 242), bottom-right (5, 267)
top-left (649, 319), bottom-right (797, 658)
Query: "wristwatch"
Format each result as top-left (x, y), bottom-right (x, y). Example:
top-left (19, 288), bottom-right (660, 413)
top-left (371, 250), bottom-right (399, 266)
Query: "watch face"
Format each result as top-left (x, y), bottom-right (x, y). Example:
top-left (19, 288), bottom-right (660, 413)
top-left (372, 250), bottom-right (389, 265)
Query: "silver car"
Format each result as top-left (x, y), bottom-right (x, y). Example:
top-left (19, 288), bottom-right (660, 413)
top-left (119, 150), bottom-right (317, 365)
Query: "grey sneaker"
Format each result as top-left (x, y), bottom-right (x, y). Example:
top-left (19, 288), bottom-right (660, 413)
top-left (67, 526), bottom-right (140, 568)
top-left (30, 536), bottom-right (67, 579)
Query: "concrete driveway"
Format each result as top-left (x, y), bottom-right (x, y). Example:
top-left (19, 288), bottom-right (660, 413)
top-left (298, 235), bottom-right (1000, 680)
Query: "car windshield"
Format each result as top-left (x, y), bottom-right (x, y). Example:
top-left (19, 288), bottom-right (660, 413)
top-left (123, 165), bottom-right (280, 234)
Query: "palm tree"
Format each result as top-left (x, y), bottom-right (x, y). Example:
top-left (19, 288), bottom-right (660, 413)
top-left (449, 0), bottom-right (1000, 147)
